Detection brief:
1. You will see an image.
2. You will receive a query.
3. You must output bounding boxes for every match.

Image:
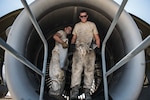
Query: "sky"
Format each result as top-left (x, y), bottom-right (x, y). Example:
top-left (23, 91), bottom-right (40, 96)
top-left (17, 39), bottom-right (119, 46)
top-left (0, 0), bottom-right (150, 24)
top-left (115, 0), bottom-right (150, 24)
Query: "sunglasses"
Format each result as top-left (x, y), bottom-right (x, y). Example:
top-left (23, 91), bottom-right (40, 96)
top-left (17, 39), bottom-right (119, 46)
top-left (80, 15), bottom-right (87, 18)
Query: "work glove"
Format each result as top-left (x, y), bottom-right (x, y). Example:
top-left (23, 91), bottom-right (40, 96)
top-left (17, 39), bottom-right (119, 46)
top-left (61, 42), bottom-right (68, 48)
top-left (94, 47), bottom-right (101, 55)
top-left (69, 44), bottom-right (76, 53)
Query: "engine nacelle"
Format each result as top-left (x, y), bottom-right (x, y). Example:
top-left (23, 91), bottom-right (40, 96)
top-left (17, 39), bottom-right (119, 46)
top-left (5, 0), bottom-right (145, 100)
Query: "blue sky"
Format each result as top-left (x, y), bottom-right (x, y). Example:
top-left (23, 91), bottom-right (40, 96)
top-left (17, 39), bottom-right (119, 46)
top-left (0, 0), bottom-right (150, 24)
top-left (115, 0), bottom-right (150, 24)
top-left (0, 0), bottom-right (34, 16)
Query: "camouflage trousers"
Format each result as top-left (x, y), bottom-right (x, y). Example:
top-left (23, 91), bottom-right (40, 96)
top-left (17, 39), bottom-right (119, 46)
top-left (49, 49), bottom-right (65, 95)
top-left (71, 45), bottom-right (95, 89)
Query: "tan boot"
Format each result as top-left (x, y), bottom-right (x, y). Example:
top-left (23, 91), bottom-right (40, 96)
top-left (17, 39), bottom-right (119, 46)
top-left (70, 85), bottom-right (80, 100)
top-left (84, 88), bottom-right (92, 100)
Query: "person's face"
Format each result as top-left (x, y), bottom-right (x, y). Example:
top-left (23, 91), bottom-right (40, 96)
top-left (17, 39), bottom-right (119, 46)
top-left (65, 26), bottom-right (72, 34)
top-left (79, 12), bottom-right (88, 23)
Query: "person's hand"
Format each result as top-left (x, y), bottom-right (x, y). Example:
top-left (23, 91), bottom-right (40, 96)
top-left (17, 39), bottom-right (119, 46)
top-left (61, 42), bottom-right (68, 48)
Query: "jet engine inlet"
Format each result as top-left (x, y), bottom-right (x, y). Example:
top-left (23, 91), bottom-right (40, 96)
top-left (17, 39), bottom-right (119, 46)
top-left (4, 0), bottom-right (145, 100)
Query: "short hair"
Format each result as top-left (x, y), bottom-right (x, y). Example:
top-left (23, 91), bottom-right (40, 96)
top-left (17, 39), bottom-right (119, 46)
top-left (80, 10), bottom-right (88, 14)
top-left (64, 24), bottom-right (72, 28)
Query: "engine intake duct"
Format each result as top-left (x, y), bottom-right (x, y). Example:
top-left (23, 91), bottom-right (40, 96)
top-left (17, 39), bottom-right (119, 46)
top-left (5, 0), bottom-right (145, 100)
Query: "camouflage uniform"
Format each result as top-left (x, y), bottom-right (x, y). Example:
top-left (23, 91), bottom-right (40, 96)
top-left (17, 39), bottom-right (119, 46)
top-left (49, 30), bottom-right (68, 95)
top-left (71, 21), bottom-right (98, 89)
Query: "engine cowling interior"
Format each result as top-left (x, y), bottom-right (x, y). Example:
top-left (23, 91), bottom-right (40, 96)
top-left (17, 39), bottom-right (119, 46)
top-left (4, 0), bottom-right (145, 100)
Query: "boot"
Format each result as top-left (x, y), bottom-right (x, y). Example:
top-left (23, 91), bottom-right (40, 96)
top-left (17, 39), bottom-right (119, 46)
top-left (70, 85), bottom-right (80, 100)
top-left (84, 88), bottom-right (92, 100)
